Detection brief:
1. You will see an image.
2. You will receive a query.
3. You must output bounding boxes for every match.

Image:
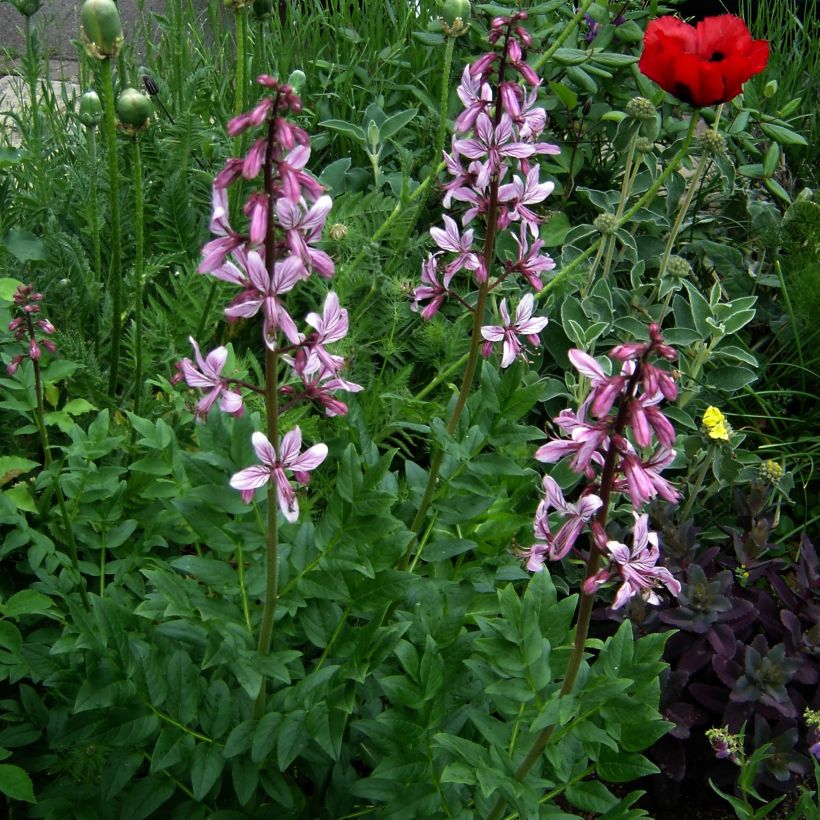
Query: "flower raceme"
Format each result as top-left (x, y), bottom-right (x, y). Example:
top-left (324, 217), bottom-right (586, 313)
top-left (175, 75), bottom-right (360, 520)
top-left (526, 325), bottom-right (681, 611)
top-left (639, 15), bottom-right (769, 107)
top-left (412, 14), bottom-right (556, 369)
top-left (6, 284), bottom-right (58, 375)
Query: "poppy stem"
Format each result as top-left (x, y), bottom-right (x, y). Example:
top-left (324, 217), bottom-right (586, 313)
top-left (657, 109), bottom-right (723, 317)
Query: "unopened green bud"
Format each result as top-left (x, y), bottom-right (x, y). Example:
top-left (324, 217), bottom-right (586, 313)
top-left (666, 255), bottom-right (692, 279)
top-left (81, 0), bottom-right (124, 60)
top-left (367, 120), bottom-right (380, 151)
top-left (593, 213), bottom-right (618, 235)
top-left (635, 136), bottom-right (654, 154)
top-left (700, 130), bottom-right (726, 156)
top-left (626, 96), bottom-right (656, 122)
top-left (10, 0), bottom-right (42, 16)
top-left (287, 69), bottom-right (306, 95)
top-left (440, 0), bottom-right (471, 35)
top-left (78, 90), bottom-right (103, 127)
top-left (116, 88), bottom-right (152, 131)
top-left (763, 79), bottom-right (778, 98)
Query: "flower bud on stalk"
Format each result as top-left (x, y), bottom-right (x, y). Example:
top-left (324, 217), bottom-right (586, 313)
top-left (80, 0), bottom-right (123, 60)
top-left (10, 0), bottom-right (42, 17)
top-left (116, 87), bottom-right (152, 134)
top-left (78, 90), bottom-right (103, 128)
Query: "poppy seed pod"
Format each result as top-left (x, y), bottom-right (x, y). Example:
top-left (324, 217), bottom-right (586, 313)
top-left (10, 0), bottom-right (43, 16)
top-left (440, 0), bottom-right (470, 35)
top-left (116, 88), bottom-right (152, 130)
top-left (81, 0), bottom-right (124, 60)
top-left (78, 90), bottom-right (103, 127)
top-left (252, 0), bottom-right (273, 17)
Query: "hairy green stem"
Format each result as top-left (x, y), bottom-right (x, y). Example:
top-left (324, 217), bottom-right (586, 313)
top-left (486, 362), bottom-right (644, 820)
top-left (541, 115), bottom-right (700, 299)
top-left (86, 125), bottom-right (103, 358)
top-left (532, 0), bottom-right (596, 72)
top-left (100, 59), bottom-right (123, 397)
top-left (132, 136), bottom-right (145, 414)
top-left (31, 344), bottom-right (90, 609)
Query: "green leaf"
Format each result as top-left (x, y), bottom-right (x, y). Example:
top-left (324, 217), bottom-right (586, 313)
top-left (1, 590), bottom-right (54, 618)
top-left (422, 538), bottom-right (477, 561)
top-left (542, 212), bottom-right (571, 247)
top-left (1, 229), bottom-right (47, 263)
top-left (549, 81), bottom-right (578, 110)
top-left (760, 122), bottom-right (808, 146)
top-left (0, 621), bottom-right (24, 655)
top-left (277, 710), bottom-right (305, 770)
top-left (231, 756), bottom-right (259, 805)
top-left (707, 366), bottom-right (758, 392)
top-left (0, 456), bottom-right (39, 487)
top-left (597, 749), bottom-right (658, 782)
top-left (566, 780), bottom-right (618, 814)
top-left (251, 712), bottom-right (282, 764)
top-left (224, 720), bottom-right (257, 758)
top-left (379, 108), bottom-right (417, 141)
top-left (190, 742), bottom-right (224, 801)
top-left (0, 763), bottom-right (35, 802)
top-left (120, 776), bottom-right (175, 820)
top-left (320, 119), bottom-right (365, 142)
top-left (681, 280), bottom-right (713, 337)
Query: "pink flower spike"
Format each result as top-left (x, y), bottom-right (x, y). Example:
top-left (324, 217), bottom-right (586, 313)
top-left (430, 214), bottom-right (481, 287)
top-left (607, 513), bottom-right (681, 609)
top-left (229, 428), bottom-right (328, 522)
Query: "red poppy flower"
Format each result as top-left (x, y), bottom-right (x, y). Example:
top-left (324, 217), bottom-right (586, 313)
top-left (639, 15), bottom-right (769, 107)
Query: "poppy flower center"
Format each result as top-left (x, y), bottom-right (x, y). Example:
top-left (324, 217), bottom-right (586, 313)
top-left (708, 51), bottom-right (725, 62)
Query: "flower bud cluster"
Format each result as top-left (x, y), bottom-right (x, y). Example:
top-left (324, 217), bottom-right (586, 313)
top-left (525, 325), bottom-right (682, 610)
top-left (412, 14), bottom-right (559, 370)
top-left (6, 284), bottom-right (57, 375)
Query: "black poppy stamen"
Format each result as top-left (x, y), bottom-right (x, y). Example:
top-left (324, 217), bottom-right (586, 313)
top-left (709, 51), bottom-right (725, 62)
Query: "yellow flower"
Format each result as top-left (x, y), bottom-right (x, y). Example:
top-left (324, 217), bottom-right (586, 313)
top-left (702, 406), bottom-right (726, 429)
top-left (707, 422), bottom-right (730, 441)
top-left (702, 406), bottom-right (731, 441)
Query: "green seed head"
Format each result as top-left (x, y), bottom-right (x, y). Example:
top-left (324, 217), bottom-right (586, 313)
top-left (666, 255), bottom-right (693, 279)
top-left (635, 136), bottom-right (655, 154)
top-left (81, 0), bottom-right (124, 60)
top-left (626, 96), bottom-right (656, 122)
top-left (116, 88), bottom-right (152, 131)
top-left (700, 130), bottom-right (726, 156)
top-left (593, 213), bottom-right (618, 235)
top-left (78, 90), bottom-right (103, 128)
top-left (329, 223), bottom-right (348, 241)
